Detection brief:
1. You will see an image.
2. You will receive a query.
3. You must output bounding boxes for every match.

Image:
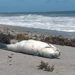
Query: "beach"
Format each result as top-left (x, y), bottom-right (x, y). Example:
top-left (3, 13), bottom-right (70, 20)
top-left (0, 45), bottom-right (75, 75)
top-left (0, 24), bottom-right (75, 38)
top-left (0, 24), bottom-right (75, 47)
top-left (0, 25), bottom-right (75, 75)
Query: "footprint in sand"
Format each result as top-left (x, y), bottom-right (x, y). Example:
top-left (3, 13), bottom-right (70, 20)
top-left (7, 53), bottom-right (14, 65)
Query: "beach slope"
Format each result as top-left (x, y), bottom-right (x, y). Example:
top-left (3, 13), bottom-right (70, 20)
top-left (0, 45), bottom-right (75, 75)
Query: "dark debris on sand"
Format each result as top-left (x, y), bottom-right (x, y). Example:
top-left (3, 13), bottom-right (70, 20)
top-left (0, 31), bottom-right (75, 47)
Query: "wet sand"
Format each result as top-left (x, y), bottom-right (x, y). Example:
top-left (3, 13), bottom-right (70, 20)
top-left (0, 24), bottom-right (75, 38)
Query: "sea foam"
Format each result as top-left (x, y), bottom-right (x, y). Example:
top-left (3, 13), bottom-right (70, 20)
top-left (0, 14), bottom-right (75, 32)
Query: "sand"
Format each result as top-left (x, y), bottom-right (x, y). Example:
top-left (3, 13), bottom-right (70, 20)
top-left (0, 24), bottom-right (75, 75)
top-left (0, 45), bottom-right (75, 75)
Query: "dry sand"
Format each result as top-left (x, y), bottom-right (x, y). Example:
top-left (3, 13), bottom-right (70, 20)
top-left (0, 45), bottom-right (75, 75)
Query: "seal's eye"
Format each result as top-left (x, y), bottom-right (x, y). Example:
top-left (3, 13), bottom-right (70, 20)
top-left (45, 46), bottom-right (52, 48)
top-left (45, 46), bottom-right (50, 48)
top-left (45, 44), bottom-right (53, 48)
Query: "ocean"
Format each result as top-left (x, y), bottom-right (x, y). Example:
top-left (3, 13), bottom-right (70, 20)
top-left (0, 11), bottom-right (75, 32)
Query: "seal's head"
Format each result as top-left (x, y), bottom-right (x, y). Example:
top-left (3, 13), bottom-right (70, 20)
top-left (41, 44), bottom-right (60, 58)
top-left (42, 48), bottom-right (60, 58)
top-left (50, 48), bottom-right (60, 58)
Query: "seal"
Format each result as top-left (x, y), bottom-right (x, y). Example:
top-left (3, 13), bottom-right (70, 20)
top-left (0, 39), bottom-right (60, 58)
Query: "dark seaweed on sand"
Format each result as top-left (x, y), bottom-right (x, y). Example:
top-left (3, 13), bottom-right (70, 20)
top-left (0, 32), bottom-right (75, 47)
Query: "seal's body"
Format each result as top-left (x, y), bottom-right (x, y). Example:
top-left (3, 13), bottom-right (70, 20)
top-left (6, 40), bottom-right (60, 58)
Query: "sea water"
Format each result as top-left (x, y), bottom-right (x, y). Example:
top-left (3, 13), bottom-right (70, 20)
top-left (0, 11), bottom-right (75, 32)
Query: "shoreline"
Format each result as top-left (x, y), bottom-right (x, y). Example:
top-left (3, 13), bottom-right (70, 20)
top-left (0, 24), bottom-right (75, 38)
top-left (0, 24), bottom-right (75, 47)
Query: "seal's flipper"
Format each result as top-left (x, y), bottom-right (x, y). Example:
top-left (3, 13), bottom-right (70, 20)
top-left (0, 43), bottom-right (7, 49)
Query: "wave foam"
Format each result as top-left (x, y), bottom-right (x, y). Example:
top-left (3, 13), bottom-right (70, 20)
top-left (0, 14), bottom-right (75, 32)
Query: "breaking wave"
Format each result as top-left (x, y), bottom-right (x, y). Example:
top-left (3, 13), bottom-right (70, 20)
top-left (0, 13), bottom-right (75, 32)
